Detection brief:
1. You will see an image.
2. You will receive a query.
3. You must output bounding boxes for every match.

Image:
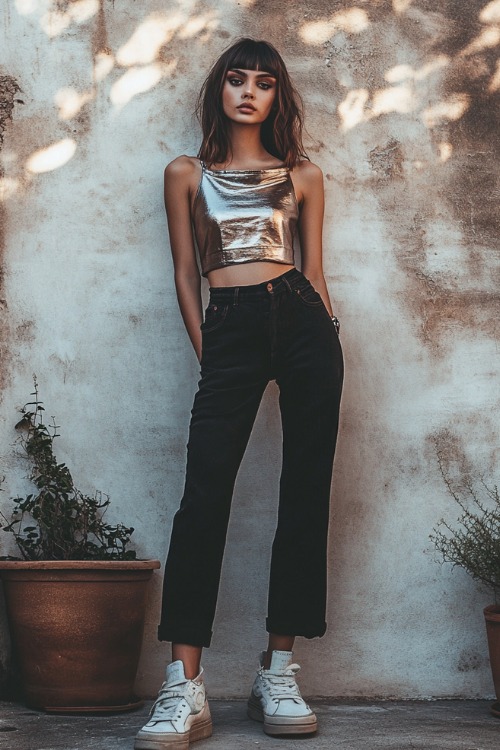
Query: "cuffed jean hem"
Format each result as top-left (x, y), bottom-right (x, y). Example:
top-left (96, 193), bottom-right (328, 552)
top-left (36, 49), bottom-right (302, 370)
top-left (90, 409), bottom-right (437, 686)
top-left (266, 618), bottom-right (327, 639)
top-left (157, 624), bottom-right (213, 648)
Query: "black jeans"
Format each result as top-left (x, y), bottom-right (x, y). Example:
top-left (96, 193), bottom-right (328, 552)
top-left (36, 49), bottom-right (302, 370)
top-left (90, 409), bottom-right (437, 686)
top-left (158, 267), bottom-right (344, 647)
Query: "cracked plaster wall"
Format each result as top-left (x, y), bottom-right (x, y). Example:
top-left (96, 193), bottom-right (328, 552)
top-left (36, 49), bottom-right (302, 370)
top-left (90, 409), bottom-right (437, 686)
top-left (0, 0), bottom-right (499, 699)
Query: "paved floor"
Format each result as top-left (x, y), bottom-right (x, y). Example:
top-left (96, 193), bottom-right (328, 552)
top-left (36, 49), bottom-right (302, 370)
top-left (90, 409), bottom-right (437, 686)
top-left (0, 699), bottom-right (499, 750)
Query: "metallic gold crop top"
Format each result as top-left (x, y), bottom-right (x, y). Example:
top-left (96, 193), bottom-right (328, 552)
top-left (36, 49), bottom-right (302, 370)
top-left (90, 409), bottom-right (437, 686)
top-left (192, 160), bottom-right (299, 277)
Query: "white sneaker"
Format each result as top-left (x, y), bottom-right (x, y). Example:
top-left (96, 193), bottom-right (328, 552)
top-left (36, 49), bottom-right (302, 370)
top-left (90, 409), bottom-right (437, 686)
top-left (247, 650), bottom-right (317, 735)
top-left (134, 660), bottom-right (212, 750)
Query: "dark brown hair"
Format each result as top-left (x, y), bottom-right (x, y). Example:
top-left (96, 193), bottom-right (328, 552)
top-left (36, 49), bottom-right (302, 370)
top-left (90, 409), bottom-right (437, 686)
top-left (196, 38), bottom-right (308, 169)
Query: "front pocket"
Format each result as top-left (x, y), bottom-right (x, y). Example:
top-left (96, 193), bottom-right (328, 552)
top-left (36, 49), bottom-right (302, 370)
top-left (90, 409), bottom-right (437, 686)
top-left (201, 303), bottom-right (230, 333)
top-left (294, 286), bottom-right (324, 307)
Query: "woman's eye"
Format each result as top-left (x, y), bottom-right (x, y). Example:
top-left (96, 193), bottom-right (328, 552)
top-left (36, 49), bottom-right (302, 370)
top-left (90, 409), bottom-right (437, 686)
top-left (228, 77), bottom-right (242, 86)
top-left (258, 82), bottom-right (272, 90)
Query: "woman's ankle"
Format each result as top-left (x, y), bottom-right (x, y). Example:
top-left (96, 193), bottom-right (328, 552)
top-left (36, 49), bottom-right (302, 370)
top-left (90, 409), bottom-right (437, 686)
top-left (171, 643), bottom-right (203, 679)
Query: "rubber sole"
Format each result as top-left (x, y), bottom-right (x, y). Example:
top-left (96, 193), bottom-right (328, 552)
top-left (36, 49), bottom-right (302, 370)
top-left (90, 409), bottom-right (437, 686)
top-left (134, 711), bottom-right (212, 750)
top-left (247, 693), bottom-right (317, 736)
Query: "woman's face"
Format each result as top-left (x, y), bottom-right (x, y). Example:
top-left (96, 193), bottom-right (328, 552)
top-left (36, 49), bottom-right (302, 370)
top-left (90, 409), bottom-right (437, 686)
top-left (222, 67), bottom-right (277, 124)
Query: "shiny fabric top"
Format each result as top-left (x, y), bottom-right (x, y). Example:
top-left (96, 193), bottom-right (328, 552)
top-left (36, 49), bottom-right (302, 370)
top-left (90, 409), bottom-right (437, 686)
top-left (192, 160), bottom-right (299, 277)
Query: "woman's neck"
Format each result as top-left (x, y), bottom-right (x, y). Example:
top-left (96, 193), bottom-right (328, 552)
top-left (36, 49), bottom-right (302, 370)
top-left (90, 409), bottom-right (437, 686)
top-left (222, 122), bottom-right (274, 168)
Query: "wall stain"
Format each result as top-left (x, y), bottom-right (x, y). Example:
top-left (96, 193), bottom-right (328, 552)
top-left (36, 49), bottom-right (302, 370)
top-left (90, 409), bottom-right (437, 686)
top-left (0, 76), bottom-right (21, 149)
top-left (425, 426), bottom-right (498, 492)
top-left (52, 0), bottom-right (72, 11)
top-left (92, 0), bottom-right (109, 59)
top-left (0, 75), bottom-right (21, 400)
top-left (14, 320), bottom-right (36, 344)
top-left (369, 139), bottom-right (404, 180)
top-left (416, 0), bottom-right (500, 349)
top-left (457, 649), bottom-right (482, 673)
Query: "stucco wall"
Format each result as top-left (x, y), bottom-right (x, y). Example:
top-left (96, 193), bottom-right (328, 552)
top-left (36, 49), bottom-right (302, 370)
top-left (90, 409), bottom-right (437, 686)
top-left (0, 0), bottom-right (499, 699)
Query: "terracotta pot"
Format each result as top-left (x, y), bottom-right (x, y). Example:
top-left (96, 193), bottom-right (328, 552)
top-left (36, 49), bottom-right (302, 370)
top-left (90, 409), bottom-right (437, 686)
top-left (0, 559), bottom-right (160, 712)
top-left (484, 604), bottom-right (500, 717)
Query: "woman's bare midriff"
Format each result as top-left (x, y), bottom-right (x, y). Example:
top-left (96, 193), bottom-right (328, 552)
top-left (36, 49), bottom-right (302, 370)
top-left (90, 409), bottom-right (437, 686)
top-left (207, 261), bottom-right (296, 288)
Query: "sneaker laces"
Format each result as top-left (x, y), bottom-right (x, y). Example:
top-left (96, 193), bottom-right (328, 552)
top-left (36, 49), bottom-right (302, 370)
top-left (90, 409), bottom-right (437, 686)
top-left (261, 664), bottom-right (305, 703)
top-left (148, 680), bottom-right (189, 722)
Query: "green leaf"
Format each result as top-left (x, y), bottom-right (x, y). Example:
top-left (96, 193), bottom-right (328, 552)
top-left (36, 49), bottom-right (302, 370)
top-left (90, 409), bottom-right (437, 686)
top-left (2, 378), bottom-right (136, 561)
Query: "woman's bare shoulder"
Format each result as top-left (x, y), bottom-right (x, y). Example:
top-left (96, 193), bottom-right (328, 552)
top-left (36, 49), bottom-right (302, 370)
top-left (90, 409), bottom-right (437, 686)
top-left (290, 159), bottom-right (323, 203)
top-left (164, 155), bottom-right (200, 179)
top-left (292, 159), bottom-right (323, 181)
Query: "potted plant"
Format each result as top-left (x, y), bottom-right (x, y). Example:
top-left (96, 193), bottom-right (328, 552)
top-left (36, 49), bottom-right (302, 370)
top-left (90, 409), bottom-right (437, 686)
top-left (430, 447), bottom-right (500, 717)
top-left (0, 377), bottom-right (160, 712)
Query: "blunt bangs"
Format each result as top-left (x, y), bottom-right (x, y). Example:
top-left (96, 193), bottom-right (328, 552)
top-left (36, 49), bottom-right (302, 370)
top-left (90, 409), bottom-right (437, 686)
top-left (224, 39), bottom-right (281, 78)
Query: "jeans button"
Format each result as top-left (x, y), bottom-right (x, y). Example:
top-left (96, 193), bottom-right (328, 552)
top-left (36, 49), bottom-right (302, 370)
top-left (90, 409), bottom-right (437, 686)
top-left (266, 283), bottom-right (273, 292)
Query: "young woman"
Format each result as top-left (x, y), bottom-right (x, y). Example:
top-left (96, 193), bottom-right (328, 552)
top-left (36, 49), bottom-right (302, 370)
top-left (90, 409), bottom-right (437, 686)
top-left (135, 38), bottom-right (344, 750)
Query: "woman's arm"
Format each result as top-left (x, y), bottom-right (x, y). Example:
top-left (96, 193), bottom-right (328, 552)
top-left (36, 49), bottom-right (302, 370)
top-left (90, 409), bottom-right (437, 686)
top-left (292, 161), bottom-right (335, 318)
top-left (163, 157), bottom-right (203, 363)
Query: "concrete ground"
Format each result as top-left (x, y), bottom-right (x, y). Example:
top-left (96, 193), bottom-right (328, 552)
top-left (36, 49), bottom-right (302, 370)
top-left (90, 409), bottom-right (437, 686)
top-left (0, 699), bottom-right (499, 750)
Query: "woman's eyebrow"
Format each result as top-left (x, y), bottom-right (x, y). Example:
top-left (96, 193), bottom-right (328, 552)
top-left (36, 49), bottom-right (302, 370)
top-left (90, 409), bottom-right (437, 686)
top-left (227, 68), bottom-right (277, 79)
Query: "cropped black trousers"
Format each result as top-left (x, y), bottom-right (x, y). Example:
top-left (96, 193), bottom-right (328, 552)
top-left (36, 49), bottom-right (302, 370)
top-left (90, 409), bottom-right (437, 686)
top-left (158, 267), bottom-right (344, 647)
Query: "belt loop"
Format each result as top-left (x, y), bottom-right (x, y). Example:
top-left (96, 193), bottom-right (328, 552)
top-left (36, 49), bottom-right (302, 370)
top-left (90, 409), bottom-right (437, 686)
top-left (282, 275), bottom-right (292, 293)
top-left (233, 287), bottom-right (239, 306)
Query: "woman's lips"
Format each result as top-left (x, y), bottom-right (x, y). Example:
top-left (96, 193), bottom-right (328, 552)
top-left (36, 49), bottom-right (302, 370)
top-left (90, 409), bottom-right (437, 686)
top-left (237, 105), bottom-right (256, 112)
